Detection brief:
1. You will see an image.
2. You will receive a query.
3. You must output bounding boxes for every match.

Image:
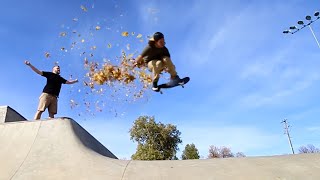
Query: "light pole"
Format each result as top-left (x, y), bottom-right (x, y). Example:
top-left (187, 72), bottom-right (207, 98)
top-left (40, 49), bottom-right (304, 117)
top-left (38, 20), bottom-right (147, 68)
top-left (283, 11), bottom-right (320, 48)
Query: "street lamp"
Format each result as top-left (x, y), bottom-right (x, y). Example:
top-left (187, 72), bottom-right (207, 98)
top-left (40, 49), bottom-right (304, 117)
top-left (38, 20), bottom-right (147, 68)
top-left (297, 21), bottom-right (304, 26)
top-left (283, 11), bottom-right (320, 48)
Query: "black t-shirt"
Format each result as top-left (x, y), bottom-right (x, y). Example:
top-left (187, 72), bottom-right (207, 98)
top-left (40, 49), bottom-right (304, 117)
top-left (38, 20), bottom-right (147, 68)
top-left (42, 72), bottom-right (67, 97)
top-left (140, 45), bottom-right (170, 63)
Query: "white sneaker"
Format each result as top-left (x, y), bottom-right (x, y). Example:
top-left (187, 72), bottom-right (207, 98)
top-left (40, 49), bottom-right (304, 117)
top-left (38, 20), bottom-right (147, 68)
top-left (152, 87), bottom-right (159, 91)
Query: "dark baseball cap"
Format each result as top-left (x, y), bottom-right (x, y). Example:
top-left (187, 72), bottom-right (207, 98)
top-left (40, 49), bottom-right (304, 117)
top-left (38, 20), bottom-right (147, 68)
top-left (149, 32), bottom-right (164, 41)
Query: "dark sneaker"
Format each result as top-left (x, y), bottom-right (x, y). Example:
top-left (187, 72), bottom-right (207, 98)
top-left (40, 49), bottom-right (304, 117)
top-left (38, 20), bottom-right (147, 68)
top-left (173, 75), bottom-right (180, 81)
top-left (168, 75), bottom-right (180, 86)
top-left (152, 81), bottom-right (159, 91)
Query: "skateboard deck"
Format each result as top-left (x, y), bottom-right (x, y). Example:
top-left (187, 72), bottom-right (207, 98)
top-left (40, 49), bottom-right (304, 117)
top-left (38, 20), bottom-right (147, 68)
top-left (155, 77), bottom-right (190, 94)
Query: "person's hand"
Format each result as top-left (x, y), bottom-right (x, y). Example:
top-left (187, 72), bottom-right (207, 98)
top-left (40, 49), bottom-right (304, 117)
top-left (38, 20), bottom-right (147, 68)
top-left (24, 60), bottom-right (31, 66)
top-left (133, 60), bottom-right (144, 68)
top-left (131, 58), bottom-right (138, 67)
top-left (74, 79), bottom-right (79, 83)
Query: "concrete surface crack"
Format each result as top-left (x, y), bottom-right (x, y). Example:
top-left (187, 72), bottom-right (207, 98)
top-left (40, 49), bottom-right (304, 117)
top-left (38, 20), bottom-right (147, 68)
top-left (121, 160), bottom-right (132, 180)
top-left (10, 121), bottom-right (42, 180)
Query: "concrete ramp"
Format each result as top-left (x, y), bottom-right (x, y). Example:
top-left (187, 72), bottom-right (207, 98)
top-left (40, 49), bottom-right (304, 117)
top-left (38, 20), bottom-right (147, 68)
top-left (0, 118), bottom-right (122, 180)
top-left (1, 118), bottom-right (320, 180)
top-left (0, 106), bottom-right (26, 123)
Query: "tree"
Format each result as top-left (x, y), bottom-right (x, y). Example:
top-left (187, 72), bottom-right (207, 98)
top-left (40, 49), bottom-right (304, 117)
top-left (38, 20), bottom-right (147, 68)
top-left (208, 145), bottom-right (245, 158)
top-left (181, 143), bottom-right (200, 160)
top-left (208, 145), bottom-right (220, 158)
top-left (129, 116), bottom-right (182, 160)
top-left (298, 144), bottom-right (320, 153)
top-left (235, 152), bottom-right (246, 158)
top-left (220, 146), bottom-right (234, 158)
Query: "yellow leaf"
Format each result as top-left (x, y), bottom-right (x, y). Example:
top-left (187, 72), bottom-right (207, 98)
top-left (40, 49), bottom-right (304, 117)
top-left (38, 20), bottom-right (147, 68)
top-left (45, 52), bottom-right (50, 58)
top-left (80, 5), bottom-right (88, 12)
top-left (59, 32), bottom-right (67, 37)
top-left (121, 31), bottom-right (129, 37)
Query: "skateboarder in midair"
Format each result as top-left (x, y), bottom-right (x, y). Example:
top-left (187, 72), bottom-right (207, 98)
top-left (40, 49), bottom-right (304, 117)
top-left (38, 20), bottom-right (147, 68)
top-left (135, 32), bottom-right (181, 91)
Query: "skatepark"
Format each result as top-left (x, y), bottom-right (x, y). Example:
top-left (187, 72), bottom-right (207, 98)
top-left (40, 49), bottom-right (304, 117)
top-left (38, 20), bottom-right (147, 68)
top-left (1, 105), bottom-right (320, 180)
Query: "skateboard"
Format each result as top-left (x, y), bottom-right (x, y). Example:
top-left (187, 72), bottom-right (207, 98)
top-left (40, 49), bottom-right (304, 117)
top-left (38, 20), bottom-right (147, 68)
top-left (155, 77), bottom-right (190, 94)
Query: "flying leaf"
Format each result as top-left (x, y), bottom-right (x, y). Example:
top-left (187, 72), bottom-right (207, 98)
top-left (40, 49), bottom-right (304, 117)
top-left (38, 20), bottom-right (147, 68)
top-left (80, 5), bottom-right (88, 12)
top-left (121, 31), bottom-right (129, 37)
top-left (59, 32), bottom-right (67, 37)
top-left (45, 52), bottom-right (50, 58)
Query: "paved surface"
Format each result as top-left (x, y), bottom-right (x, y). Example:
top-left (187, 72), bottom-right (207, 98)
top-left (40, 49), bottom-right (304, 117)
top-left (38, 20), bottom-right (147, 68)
top-left (1, 118), bottom-right (320, 180)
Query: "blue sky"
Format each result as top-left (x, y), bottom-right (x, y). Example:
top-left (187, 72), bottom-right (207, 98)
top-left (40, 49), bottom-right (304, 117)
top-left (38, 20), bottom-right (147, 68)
top-left (1, 0), bottom-right (320, 159)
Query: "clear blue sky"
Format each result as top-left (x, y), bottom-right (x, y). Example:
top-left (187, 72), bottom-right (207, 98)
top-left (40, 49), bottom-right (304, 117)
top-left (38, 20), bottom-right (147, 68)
top-left (1, 0), bottom-right (320, 159)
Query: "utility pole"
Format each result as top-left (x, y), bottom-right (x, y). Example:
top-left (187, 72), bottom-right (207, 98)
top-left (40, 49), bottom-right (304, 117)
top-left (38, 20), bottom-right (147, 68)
top-left (281, 119), bottom-right (295, 154)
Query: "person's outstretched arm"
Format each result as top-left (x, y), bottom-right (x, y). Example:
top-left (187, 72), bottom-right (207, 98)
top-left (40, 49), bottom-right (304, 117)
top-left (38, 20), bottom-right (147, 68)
top-left (65, 79), bottom-right (79, 84)
top-left (24, 60), bottom-right (43, 75)
top-left (134, 45), bottom-right (151, 67)
top-left (134, 55), bottom-right (145, 67)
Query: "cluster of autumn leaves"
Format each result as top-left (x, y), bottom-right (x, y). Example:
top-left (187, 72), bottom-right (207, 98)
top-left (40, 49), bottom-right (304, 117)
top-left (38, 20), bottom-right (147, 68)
top-left (46, 4), bottom-right (152, 92)
top-left (78, 5), bottom-right (151, 93)
top-left (85, 51), bottom-right (152, 91)
top-left (47, 4), bottom-right (155, 114)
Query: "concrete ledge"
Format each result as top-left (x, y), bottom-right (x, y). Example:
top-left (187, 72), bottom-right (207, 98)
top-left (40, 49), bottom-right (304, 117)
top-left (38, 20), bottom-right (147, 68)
top-left (0, 106), bottom-right (27, 123)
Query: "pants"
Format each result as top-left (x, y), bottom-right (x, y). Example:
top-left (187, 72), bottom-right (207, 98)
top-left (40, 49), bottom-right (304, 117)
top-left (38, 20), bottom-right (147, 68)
top-left (37, 93), bottom-right (58, 114)
top-left (147, 56), bottom-right (177, 82)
